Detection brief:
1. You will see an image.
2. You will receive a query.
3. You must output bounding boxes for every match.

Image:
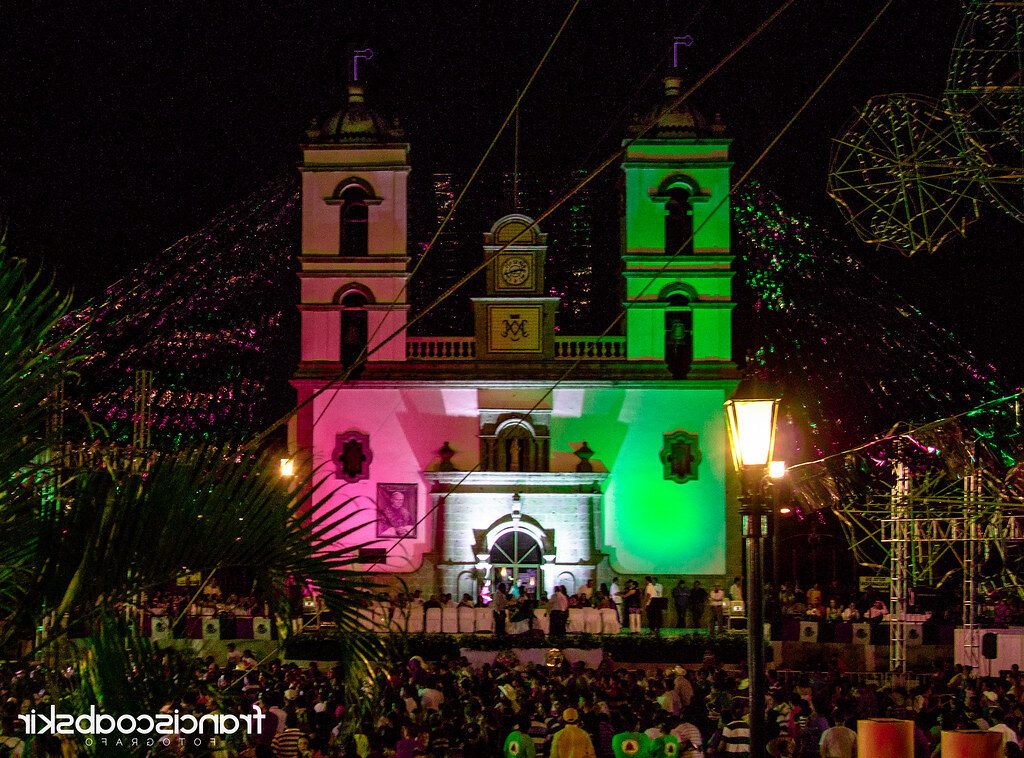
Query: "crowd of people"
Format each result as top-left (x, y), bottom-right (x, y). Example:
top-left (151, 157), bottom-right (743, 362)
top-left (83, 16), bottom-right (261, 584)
top-left (136, 572), bottom-right (995, 638)
top-left (3, 642), bottom-right (1024, 757)
top-left (367, 577), bottom-right (930, 638)
top-left (143, 582), bottom-right (271, 621)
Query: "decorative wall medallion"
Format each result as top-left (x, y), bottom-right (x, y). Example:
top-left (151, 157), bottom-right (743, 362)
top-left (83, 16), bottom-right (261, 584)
top-left (334, 431), bottom-right (372, 483)
top-left (660, 430), bottom-right (701, 484)
top-left (376, 482), bottom-right (418, 538)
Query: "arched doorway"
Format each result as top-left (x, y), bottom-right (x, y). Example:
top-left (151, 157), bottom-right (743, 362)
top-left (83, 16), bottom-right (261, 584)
top-left (489, 530), bottom-right (542, 599)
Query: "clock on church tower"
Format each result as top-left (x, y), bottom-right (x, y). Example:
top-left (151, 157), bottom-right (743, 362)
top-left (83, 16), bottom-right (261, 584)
top-left (497, 254), bottom-right (533, 290)
top-left (472, 214), bottom-right (558, 360)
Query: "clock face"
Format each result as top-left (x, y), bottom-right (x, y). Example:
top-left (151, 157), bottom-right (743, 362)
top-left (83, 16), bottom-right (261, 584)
top-left (499, 256), bottom-right (531, 287)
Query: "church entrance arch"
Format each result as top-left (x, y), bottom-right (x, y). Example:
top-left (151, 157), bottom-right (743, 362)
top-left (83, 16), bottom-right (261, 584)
top-left (489, 529), bottom-right (542, 598)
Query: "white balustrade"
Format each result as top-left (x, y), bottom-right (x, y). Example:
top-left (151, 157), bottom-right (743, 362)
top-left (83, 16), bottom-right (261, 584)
top-left (554, 336), bottom-right (627, 359)
top-left (406, 338), bottom-right (476, 359)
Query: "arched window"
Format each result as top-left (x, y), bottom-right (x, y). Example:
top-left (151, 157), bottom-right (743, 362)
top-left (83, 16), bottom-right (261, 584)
top-left (490, 530), bottom-right (542, 592)
top-left (555, 571), bottom-right (577, 596)
top-left (665, 293), bottom-right (693, 377)
top-left (339, 186), bottom-right (369, 257)
top-left (457, 571), bottom-right (478, 603)
top-left (665, 187), bottom-right (694, 255)
top-left (340, 291), bottom-right (368, 367)
top-left (490, 530), bottom-right (541, 566)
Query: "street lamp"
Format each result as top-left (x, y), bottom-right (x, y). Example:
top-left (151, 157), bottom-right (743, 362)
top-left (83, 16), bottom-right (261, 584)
top-left (725, 391), bottom-right (781, 758)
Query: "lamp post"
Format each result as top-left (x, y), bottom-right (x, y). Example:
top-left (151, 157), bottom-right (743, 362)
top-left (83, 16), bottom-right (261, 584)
top-left (725, 392), bottom-right (781, 758)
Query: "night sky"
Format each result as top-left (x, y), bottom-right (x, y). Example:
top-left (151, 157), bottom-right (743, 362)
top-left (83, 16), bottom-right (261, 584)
top-left (2, 1), bottom-right (1022, 376)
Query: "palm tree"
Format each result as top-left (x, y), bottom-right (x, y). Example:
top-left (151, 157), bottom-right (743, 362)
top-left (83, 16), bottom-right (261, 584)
top-left (0, 240), bottom-right (384, 751)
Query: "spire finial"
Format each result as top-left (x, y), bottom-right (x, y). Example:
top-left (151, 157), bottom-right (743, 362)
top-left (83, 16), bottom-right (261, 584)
top-left (672, 35), bottom-right (694, 68)
top-left (351, 48), bottom-right (374, 82)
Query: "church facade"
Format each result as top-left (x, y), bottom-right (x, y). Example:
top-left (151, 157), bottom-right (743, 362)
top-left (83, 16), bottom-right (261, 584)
top-left (289, 78), bottom-right (742, 599)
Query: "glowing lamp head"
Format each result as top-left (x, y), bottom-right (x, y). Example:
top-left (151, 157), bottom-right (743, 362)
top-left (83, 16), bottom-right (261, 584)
top-left (768, 460), bottom-right (787, 479)
top-left (280, 458), bottom-right (295, 477)
top-left (724, 396), bottom-right (780, 472)
top-left (778, 506), bottom-right (793, 515)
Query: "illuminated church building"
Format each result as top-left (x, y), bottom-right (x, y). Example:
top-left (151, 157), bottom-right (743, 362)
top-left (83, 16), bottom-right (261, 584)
top-left (290, 77), bottom-right (742, 599)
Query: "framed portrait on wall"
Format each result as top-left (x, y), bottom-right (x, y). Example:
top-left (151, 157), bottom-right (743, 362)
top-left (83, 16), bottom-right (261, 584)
top-left (376, 483), bottom-right (417, 538)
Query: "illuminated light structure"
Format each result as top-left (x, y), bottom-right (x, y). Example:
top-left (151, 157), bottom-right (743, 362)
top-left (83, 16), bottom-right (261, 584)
top-left (289, 77), bottom-right (742, 597)
top-left (725, 387), bottom-right (781, 758)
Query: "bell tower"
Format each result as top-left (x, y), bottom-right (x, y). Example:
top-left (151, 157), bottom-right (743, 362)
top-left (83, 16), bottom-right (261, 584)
top-left (621, 76), bottom-right (735, 377)
top-left (297, 82), bottom-right (410, 366)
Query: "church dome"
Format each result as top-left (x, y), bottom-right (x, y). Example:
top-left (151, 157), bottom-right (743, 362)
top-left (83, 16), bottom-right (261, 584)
top-left (308, 83), bottom-right (404, 144)
top-left (628, 76), bottom-right (726, 139)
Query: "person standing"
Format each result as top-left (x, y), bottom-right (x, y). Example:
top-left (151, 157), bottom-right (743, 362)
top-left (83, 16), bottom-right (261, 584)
top-left (271, 712), bottom-right (307, 758)
top-left (806, 583), bottom-right (822, 608)
top-left (720, 701), bottom-right (751, 756)
top-left (672, 579), bottom-right (691, 628)
top-left (672, 666), bottom-right (694, 710)
top-left (610, 576), bottom-right (622, 621)
top-left (729, 577), bottom-right (744, 603)
top-left (505, 717), bottom-right (538, 758)
top-left (549, 709), bottom-right (597, 758)
top-left (652, 577), bottom-right (666, 633)
top-left (671, 714), bottom-right (704, 758)
top-left (819, 712), bottom-right (857, 758)
top-left (493, 582), bottom-right (509, 636)
top-left (623, 580), bottom-right (643, 633)
top-left (549, 585), bottom-right (570, 636)
top-left (254, 698), bottom-right (280, 758)
top-left (394, 725), bottom-right (426, 758)
top-left (709, 584), bottom-right (726, 635)
top-left (689, 581), bottom-right (708, 630)
top-left (643, 577), bottom-right (658, 632)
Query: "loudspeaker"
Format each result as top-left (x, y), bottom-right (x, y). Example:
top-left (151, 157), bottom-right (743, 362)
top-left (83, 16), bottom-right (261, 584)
top-left (202, 618), bottom-right (220, 641)
top-left (799, 621), bottom-right (819, 642)
top-left (253, 617), bottom-right (272, 640)
top-left (982, 632), bottom-right (998, 659)
top-left (852, 623), bottom-right (871, 644)
top-left (905, 623), bottom-right (924, 646)
top-left (151, 616), bottom-right (170, 642)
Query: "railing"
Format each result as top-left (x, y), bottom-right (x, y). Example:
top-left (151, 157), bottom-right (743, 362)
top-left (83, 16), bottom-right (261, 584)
top-left (554, 336), bottom-right (627, 359)
top-left (405, 336), bottom-right (628, 360)
top-left (406, 337), bottom-right (476, 359)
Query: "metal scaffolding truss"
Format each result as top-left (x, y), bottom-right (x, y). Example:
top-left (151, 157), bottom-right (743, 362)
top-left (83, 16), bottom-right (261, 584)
top-left (835, 458), bottom-right (1024, 673)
